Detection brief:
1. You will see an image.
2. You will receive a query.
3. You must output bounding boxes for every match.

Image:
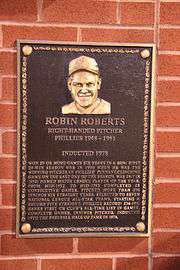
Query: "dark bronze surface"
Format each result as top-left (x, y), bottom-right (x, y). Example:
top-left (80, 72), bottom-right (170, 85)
top-left (17, 41), bottom-right (155, 237)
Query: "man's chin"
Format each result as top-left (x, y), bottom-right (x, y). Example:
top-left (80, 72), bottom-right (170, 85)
top-left (78, 102), bottom-right (91, 108)
top-left (76, 99), bottom-right (92, 108)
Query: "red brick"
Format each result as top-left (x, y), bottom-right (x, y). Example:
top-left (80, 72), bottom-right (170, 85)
top-left (3, 25), bottom-right (77, 48)
top-left (0, 259), bottom-right (37, 270)
top-left (157, 132), bottom-right (180, 152)
top-left (1, 77), bottom-right (16, 101)
top-left (0, 104), bottom-right (16, 128)
top-left (160, 29), bottom-right (180, 51)
top-left (78, 237), bottom-right (148, 253)
top-left (0, 158), bottom-right (16, 179)
top-left (153, 208), bottom-right (180, 229)
top-left (1, 184), bottom-right (16, 205)
top-left (42, 259), bottom-right (112, 270)
top-left (153, 257), bottom-right (180, 270)
top-left (42, 0), bottom-right (116, 24)
top-left (159, 55), bottom-right (180, 76)
top-left (0, 52), bottom-right (16, 75)
top-left (156, 106), bottom-right (180, 127)
top-left (156, 158), bottom-right (180, 178)
top-left (117, 257), bottom-right (148, 270)
top-left (154, 183), bottom-right (180, 204)
top-left (160, 3), bottom-right (180, 25)
top-left (157, 81), bottom-right (180, 102)
top-left (1, 234), bottom-right (73, 255)
top-left (82, 28), bottom-right (153, 43)
top-left (0, 0), bottom-right (37, 22)
top-left (153, 232), bottom-right (180, 253)
top-left (121, 3), bottom-right (154, 25)
top-left (0, 209), bottom-right (15, 230)
top-left (2, 132), bottom-right (16, 154)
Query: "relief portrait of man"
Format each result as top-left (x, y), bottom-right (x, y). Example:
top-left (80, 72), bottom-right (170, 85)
top-left (62, 56), bottom-right (111, 114)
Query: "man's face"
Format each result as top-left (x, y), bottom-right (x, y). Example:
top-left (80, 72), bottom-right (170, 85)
top-left (68, 71), bottom-right (101, 108)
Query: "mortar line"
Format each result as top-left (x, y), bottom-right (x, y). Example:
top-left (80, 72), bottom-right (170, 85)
top-left (0, 128), bottom-right (17, 132)
top-left (155, 178), bottom-right (180, 183)
top-left (0, 205), bottom-right (16, 209)
top-left (0, 129), bottom-right (2, 155)
top-left (0, 25), bottom-right (3, 48)
top-left (0, 21), bottom-right (154, 30)
top-left (37, 0), bottom-right (43, 22)
top-left (0, 76), bottom-right (2, 100)
top-left (0, 180), bottom-right (16, 184)
top-left (77, 28), bottom-right (81, 42)
top-left (156, 153), bottom-right (180, 157)
top-left (30, 253), bottom-right (149, 259)
top-left (73, 238), bottom-right (79, 254)
top-left (0, 254), bottom-right (149, 260)
top-left (0, 230), bottom-right (15, 235)
top-left (0, 48), bottom-right (16, 52)
top-left (79, 28), bottom-right (82, 42)
top-left (116, 1), bottom-right (121, 24)
top-left (156, 127), bottom-right (180, 132)
top-left (154, 203), bottom-right (180, 208)
top-left (154, 228), bottom-right (180, 232)
top-left (0, 100), bottom-right (16, 104)
top-left (160, 24), bottom-right (180, 29)
top-left (157, 102), bottom-right (180, 106)
top-left (37, 258), bottom-right (42, 270)
top-left (112, 257), bottom-right (117, 270)
top-left (0, 154), bottom-right (17, 158)
top-left (158, 76), bottom-right (180, 81)
top-left (160, 0), bottom-right (180, 2)
top-left (0, 184), bottom-right (2, 205)
top-left (153, 253), bottom-right (180, 257)
top-left (159, 51), bottom-right (180, 55)
top-left (116, 0), bottom-right (155, 2)
top-left (1, 75), bottom-right (17, 78)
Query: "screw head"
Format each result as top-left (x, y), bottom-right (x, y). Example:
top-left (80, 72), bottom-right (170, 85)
top-left (22, 45), bottom-right (33, 56)
top-left (21, 223), bottom-right (31, 234)
top-left (136, 222), bottom-right (146, 232)
top-left (140, 49), bottom-right (150, 59)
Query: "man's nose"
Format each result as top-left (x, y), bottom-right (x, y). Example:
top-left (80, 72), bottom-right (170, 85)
top-left (80, 84), bottom-right (87, 92)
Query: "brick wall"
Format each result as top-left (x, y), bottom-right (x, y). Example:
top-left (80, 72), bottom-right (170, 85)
top-left (0, 0), bottom-right (180, 269)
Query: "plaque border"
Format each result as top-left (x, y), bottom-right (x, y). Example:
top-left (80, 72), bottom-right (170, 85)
top-left (16, 40), bottom-right (156, 238)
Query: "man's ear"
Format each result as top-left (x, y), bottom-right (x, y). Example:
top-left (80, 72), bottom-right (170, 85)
top-left (97, 77), bottom-right (102, 90)
top-left (67, 77), bottom-right (72, 92)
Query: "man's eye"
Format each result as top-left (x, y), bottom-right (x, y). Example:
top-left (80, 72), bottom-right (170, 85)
top-left (87, 83), bottom-right (94, 87)
top-left (74, 83), bottom-right (82, 87)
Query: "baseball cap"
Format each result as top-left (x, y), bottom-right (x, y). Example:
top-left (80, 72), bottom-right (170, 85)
top-left (69, 56), bottom-right (99, 76)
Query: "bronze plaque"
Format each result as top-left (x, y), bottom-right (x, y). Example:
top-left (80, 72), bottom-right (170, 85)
top-left (16, 41), bottom-right (155, 237)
